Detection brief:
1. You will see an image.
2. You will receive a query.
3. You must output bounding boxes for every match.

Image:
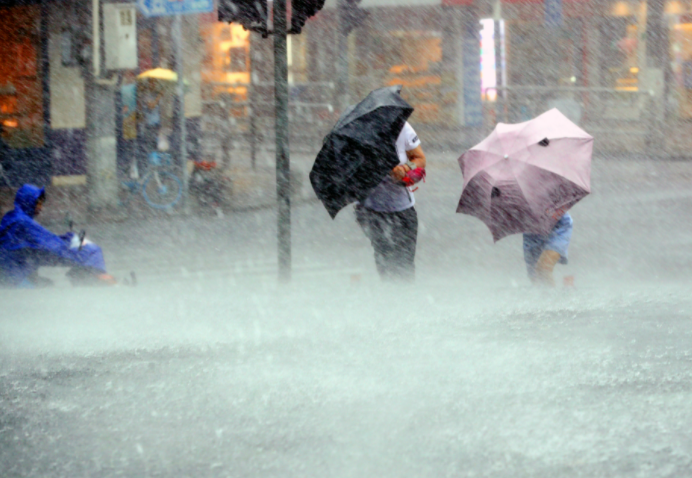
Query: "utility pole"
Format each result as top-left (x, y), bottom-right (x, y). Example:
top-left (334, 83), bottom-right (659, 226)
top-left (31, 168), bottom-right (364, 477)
top-left (86, 0), bottom-right (119, 216)
top-left (645, 0), bottom-right (666, 68)
top-left (543, 0), bottom-right (563, 88)
top-left (249, 33), bottom-right (259, 170)
top-left (336, 0), bottom-right (350, 110)
top-left (493, 0), bottom-right (504, 101)
top-left (217, 0), bottom-right (325, 282)
top-left (173, 13), bottom-right (189, 209)
top-left (85, 79), bottom-right (119, 214)
top-left (645, 0), bottom-right (666, 154)
top-left (274, 0), bottom-right (291, 282)
top-left (335, 0), bottom-right (367, 110)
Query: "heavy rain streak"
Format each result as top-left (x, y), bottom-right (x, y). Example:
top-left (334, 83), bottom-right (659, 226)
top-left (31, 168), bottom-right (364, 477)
top-left (1, 0), bottom-right (692, 475)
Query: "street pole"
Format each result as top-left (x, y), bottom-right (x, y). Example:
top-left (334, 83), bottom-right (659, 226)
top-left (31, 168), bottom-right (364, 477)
top-left (173, 13), bottom-right (189, 210)
top-left (250, 34), bottom-right (258, 170)
top-left (85, 78), bottom-right (119, 214)
top-left (274, 0), bottom-right (291, 282)
top-left (645, 0), bottom-right (666, 154)
top-left (546, 0), bottom-right (563, 90)
top-left (336, 0), bottom-right (350, 110)
top-left (250, 86), bottom-right (257, 169)
top-left (493, 0), bottom-right (504, 101)
top-left (86, 0), bottom-right (119, 217)
top-left (646, 0), bottom-right (666, 72)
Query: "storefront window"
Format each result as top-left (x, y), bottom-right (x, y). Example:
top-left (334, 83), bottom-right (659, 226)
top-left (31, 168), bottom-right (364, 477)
top-left (201, 22), bottom-right (250, 102)
top-left (480, 18), bottom-right (506, 101)
top-left (671, 14), bottom-right (692, 118)
top-left (600, 15), bottom-right (640, 92)
top-left (0, 5), bottom-right (44, 149)
top-left (288, 35), bottom-right (309, 84)
top-left (370, 30), bottom-right (442, 123)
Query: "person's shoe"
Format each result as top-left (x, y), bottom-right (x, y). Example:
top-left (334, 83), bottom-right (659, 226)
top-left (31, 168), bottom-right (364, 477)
top-left (96, 274), bottom-right (117, 286)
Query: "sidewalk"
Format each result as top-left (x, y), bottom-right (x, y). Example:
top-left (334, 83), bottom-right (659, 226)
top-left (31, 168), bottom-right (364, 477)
top-left (413, 118), bottom-right (692, 157)
top-left (0, 151), bottom-right (317, 227)
top-left (3, 145), bottom-right (688, 228)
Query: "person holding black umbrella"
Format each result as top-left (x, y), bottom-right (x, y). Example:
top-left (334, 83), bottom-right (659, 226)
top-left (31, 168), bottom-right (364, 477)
top-left (310, 85), bottom-right (425, 281)
top-left (355, 121), bottom-right (426, 281)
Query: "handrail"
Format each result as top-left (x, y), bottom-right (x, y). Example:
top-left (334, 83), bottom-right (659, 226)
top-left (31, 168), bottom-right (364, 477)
top-left (203, 100), bottom-right (333, 110)
top-left (486, 85), bottom-right (653, 96)
top-left (205, 81), bottom-right (336, 89)
top-left (483, 84), bottom-right (656, 136)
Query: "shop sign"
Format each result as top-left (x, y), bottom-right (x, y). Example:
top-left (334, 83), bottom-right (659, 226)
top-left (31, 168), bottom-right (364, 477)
top-left (137, 0), bottom-right (213, 17)
top-left (545, 0), bottom-right (563, 27)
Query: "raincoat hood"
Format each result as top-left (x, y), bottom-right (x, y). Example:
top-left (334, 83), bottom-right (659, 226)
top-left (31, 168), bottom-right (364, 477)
top-left (14, 184), bottom-right (45, 218)
top-left (0, 184), bottom-right (106, 286)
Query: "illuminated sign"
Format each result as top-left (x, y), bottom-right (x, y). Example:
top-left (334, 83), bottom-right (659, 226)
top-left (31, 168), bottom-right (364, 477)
top-left (480, 18), bottom-right (505, 102)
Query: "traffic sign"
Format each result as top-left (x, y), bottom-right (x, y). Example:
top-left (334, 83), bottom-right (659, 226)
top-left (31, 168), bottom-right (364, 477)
top-left (137, 0), bottom-right (213, 18)
top-left (545, 0), bottom-right (563, 28)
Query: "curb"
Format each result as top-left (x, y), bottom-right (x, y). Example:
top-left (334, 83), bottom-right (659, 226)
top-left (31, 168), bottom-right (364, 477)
top-left (1, 164), bottom-right (310, 227)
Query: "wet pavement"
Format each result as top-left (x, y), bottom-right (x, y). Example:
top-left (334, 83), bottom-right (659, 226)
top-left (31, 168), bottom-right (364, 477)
top-left (1, 153), bottom-right (692, 477)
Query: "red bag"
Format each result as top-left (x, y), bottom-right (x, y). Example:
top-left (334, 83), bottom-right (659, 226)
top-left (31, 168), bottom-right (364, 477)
top-left (401, 168), bottom-right (426, 188)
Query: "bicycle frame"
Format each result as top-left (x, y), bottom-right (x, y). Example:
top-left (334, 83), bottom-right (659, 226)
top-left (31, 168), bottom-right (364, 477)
top-left (120, 152), bottom-right (183, 210)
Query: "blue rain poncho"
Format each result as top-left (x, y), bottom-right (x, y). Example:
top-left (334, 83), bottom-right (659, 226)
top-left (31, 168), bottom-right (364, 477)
top-left (0, 184), bottom-right (106, 287)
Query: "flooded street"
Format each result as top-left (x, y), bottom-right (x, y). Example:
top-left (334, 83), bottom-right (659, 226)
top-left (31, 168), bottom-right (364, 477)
top-left (2, 154), bottom-right (692, 477)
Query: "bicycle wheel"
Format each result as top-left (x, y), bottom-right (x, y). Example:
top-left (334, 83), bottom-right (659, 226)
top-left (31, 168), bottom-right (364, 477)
top-left (142, 170), bottom-right (183, 209)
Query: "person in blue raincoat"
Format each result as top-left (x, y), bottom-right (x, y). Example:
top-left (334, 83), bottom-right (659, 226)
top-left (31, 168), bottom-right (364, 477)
top-left (0, 184), bottom-right (110, 287)
top-left (523, 212), bottom-right (573, 286)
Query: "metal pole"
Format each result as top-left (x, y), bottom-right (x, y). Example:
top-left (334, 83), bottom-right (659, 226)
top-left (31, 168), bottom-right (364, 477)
top-left (274, 0), bottom-right (291, 282)
top-left (646, 0), bottom-right (666, 68)
top-left (645, 0), bottom-right (666, 154)
top-left (174, 13), bottom-right (189, 210)
top-left (86, 0), bottom-right (119, 215)
top-left (493, 0), bottom-right (503, 101)
top-left (336, 0), bottom-right (349, 110)
top-left (249, 35), bottom-right (257, 170)
top-left (250, 97), bottom-right (257, 169)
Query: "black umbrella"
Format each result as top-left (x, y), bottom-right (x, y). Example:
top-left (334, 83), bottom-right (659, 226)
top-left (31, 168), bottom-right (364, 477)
top-left (309, 85), bottom-right (414, 218)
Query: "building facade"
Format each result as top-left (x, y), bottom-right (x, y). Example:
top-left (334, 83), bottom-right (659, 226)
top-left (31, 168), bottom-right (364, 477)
top-left (2, 0), bottom-right (692, 189)
top-left (0, 0), bottom-right (205, 188)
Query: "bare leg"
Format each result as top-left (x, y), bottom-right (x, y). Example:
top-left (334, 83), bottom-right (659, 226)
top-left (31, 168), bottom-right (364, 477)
top-left (532, 250), bottom-right (561, 287)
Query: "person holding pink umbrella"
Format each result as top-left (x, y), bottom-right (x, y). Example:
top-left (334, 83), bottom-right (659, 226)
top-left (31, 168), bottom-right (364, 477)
top-left (523, 212), bottom-right (573, 286)
top-left (456, 108), bottom-right (592, 286)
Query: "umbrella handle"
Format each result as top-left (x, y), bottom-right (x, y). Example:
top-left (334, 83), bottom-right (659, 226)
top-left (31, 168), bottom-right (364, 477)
top-left (78, 230), bottom-right (86, 251)
top-left (400, 168), bottom-right (426, 187)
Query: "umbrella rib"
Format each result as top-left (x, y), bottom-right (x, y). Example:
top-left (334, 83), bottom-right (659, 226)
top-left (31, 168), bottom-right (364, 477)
top-left (317, 134), bottom-right (398, 187)
top-left (462, 151), bottom-right (506, 186)
top-left (508, 134), bottom-right (592, 157)
top-left (502, 120), bottom-right (533, 157)
top-left (331, 131), bottom-right (396, 151)
top-left (511, 160), bottom-right (589, 214)
top-left (338, 104), bottom-right (400, 130)
top-left (506, 161), bottom-right (539, 219)
top-left (524, 138), bottom-right (592, 190)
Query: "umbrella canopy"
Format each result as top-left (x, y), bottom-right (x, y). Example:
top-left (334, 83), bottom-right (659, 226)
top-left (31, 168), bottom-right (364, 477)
top-left (457, 108), bottom-right (593, 242)
top-left (310, 85), bottom-right (414, 219)
top-left (137, 68), bottom-right (178, 82)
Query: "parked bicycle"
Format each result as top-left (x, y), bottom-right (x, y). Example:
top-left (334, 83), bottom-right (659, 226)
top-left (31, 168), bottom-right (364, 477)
top-left (189, 160), bottom-right (232, 210)
top-left (120, 152), bottom-right (183, 209)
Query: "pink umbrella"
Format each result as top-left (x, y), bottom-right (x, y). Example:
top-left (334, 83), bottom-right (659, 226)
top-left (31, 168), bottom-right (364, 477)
top-left (457, 108), bottom-right (593, 242)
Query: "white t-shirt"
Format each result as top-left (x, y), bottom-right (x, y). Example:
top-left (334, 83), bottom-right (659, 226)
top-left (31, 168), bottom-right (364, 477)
top-left (362, 122), bottom-right (421, 212)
